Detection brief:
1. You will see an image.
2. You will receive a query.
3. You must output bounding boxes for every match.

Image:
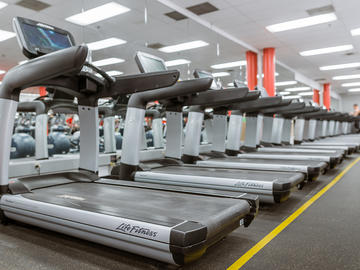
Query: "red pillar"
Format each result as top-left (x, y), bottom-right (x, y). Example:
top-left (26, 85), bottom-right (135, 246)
top-left (323, 83), bottom-right (331, 110)
top-left (39, 86), bottom-right (47, 96)
top-left (246, 51), bottom-right (257, 91)
top-left (263, 48), bottom-right (276, 96)
top-left (313, 89), bottom-right (320, 105)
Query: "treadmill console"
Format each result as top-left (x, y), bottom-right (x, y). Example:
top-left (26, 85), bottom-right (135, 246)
top-left (135, 51), bottom-right (167, 73)
top-left (13, 17), bottom-right (75, 59)
top-left (193, 69), bottom-right (221, 90)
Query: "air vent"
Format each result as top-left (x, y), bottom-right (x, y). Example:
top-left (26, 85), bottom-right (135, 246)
top-left (306, 5), bottom-right (335, 16)
top-left (147, 43), bottom-right (165, 49)
top-left (16, 0), bottom-right (50, 11)
top-left (165, 11), bottom-right (187, 21)
top-left (187, 2), bottom-right (218, 16)
top-left (315, 78), bottom-right (326, 82)
top-left (345, 52), bottom-right (355, 56)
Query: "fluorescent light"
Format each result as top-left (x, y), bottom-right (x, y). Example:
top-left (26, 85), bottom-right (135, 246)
top-left (87, 38), bottom-right (126, 51)
top-left (0, 70), bottom-right (5, 75)
top-left (211, 60), bottom-right (246, 69)
top-left (0, 30), bottom-right (16, 42)
top-left (66, 2), bottom-right (130, 26)
top-left (300, 45), bottom-right (353, 56)
top-left (341, 82), bottom-right (360, 87)
top-left (165, 59), bottom-right (191, 67)
top-left (299, 91), bottom-right (314, 96)
top-left (279, 91), bottom-right (290, 95)
top-left (0, 2), bottom-right (7, 10)
top-left (106, 70), bottom-right (123, 76)
top-left (227, 83), bottom-right (234, 87)
top-left (257, 72), bottom-right (279, 78)
top-left (92, 58), bottom-right (124, 67)
top-left (275, 81), bottom-right (297, 86)
top-left (333, 74), bottom-right (360, 80)
top-left (212, 72), bottom-right (230, 77)
top-left (282, 95), bottom-right (301, 99)
top-left (266, 13), bottom-right (337, 33)
top-left (348, 88), bottom-right (360, 92)
top-left (285, 86), bottom-right (311, 92)
top-left (351, 27), bottom-right (360, 36)
top-left (159, 40), bottom-right (209, 53)
top-left (320, 62), bottom-right (360, 71)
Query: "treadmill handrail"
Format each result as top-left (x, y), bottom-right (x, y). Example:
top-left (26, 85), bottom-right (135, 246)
top-left (0, 45), bottom-right (88, 101)
top-left (17, 101), bottom-right (46, 115)
top-left (50, 103), bottom-right (78, 114)
top-left (230, 96), bottom-right (285, 111)
top-left (282, 106), bottom-right (321, 118)
top-left (127, 78), bottom-right (213, 109)
top-left (261, 102), bottom-right (305, 114)
top-left (184, 88), bottom-right (251, 108)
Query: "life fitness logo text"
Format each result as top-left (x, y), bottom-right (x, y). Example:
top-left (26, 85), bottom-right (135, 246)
top-left (116, 223), bottom-right (158, 238)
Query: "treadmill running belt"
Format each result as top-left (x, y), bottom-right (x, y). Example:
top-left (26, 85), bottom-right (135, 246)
top-left (22, 181), bottom-right (250, 230)
top-left (150, 166), bottom-right (304, 186)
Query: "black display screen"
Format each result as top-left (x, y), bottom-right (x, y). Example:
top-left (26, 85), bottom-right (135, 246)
top-left (139, 54), bottom-right (166, 72)
top-left (195, 70), bottom-right (220, 90)
top-left (196, 71), bottom-right (212, 79)
top-left (22, 23), bottom-right (72, 53)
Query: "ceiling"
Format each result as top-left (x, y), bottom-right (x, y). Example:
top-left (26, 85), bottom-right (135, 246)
top-left (0, 0), bottom-right (360, 97)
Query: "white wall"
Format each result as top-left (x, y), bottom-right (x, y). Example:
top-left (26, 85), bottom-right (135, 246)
top-left (340, 94), bottom-right (360, 113)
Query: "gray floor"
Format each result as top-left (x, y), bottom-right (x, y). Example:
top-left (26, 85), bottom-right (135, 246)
top-left (0, 155), bottom-right (359, 270)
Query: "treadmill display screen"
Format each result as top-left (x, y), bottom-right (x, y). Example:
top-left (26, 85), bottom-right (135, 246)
top-left (196, 71), bottom-right (212, 79)
top-left (138, 54), bottom-right (166, 73)
top-left (195, 70), bottom-right (220, 90)
top-left (22, 22), bottom-right (72, 53)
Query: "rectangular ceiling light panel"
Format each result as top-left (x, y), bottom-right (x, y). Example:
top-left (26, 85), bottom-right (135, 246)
top-left (300, 45), bottom-right (353, 56)
top-left (212, 72), bottom-right (230, 77)
top-left (266, 13), bottom-right (337, 32)
top-left (275, 80), bottom-right (297, 86)
top-left (165, 59), bottom-right (191, 67)
top-left (87, 38), bottom-right (126, 51)
top-left (282, 95), bottom-right (301, 99)
top-left (285, 86), bottom-right (311, 92)
top-left (93, 58), bottom-right (125, 67)
top-left (159, 40), bottom-right (209, 53)
top-left (279, 91), bottom-right (290, 95)
top-left (348, 88), bottom-right (360, 92)
top-left (0, 1), bottom-right (7, 9)
top-left (299, 91), bottom-right (314, 96)
top-left (0, 30), bottom-right (16, 42)
top-left (66, 2), bottom-right (130, 26)
top-left (320, 62), bottom-right (360, 70)
top-left (342, 82), bottom-right (360, 87)
top-left (351, 27), bottom-right (360, 36)
top-left (211, 60), bottom-right (246, 69)
top-left (333, 74), bottom-right (360, 80)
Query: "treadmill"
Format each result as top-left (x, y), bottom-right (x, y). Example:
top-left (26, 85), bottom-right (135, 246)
top-left (1, 17), bottom-right (259, 266)
top-left (231, 97), bottom-right (343, 169)
top-left (275, 105), bottom-right (349, 156)
top-left (188, 72), bottom-right (328, 181)
top-left (300, 109), bottom-right (360, 151)
top-left (111, 51), bottom-right (305, 203)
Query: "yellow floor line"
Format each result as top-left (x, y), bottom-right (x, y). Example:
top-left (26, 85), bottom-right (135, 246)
top-left (228, 156), bottom-right (360, 270)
